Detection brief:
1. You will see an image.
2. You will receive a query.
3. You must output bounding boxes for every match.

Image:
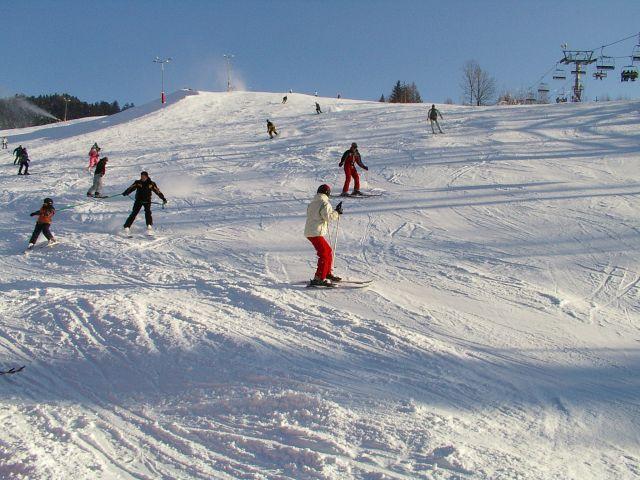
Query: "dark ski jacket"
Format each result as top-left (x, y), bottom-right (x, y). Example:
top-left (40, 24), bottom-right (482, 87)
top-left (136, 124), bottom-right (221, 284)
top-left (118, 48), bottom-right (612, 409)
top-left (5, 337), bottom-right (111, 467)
top-left (13, 146), bottom-right (24, 158)
top-left (123, 178), bottom-right (166, 203)
top-left (428, 106), bottom-right (442, 120)
top-left (30, 205), bottom-right (55, 224)
top-left (19, 152), bottom-right (30, 165)
top-left (339, 148), bottom-right (366, 169)
top-left (94, 158), bottom-right (108, 176)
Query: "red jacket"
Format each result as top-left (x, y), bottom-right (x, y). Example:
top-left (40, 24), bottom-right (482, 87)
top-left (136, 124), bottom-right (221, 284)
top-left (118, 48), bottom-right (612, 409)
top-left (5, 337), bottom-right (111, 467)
top-left (339, 149), bottom-right (366, 169)
top-left (31, 205), bottom-right (55, 224)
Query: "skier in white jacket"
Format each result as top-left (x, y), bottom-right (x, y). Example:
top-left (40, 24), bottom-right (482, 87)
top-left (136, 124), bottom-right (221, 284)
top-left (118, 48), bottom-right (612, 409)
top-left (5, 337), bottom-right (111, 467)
top-left (305, 184), bottom-right (343, 287)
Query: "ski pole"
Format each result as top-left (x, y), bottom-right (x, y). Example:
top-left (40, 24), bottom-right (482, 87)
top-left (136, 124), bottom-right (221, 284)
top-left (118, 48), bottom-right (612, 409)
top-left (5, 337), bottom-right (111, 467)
top-left (331, 213), bottom-right (341, 268)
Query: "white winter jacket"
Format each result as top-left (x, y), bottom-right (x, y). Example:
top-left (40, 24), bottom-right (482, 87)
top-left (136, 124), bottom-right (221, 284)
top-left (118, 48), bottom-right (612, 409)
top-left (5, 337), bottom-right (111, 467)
top-left (304, 193), bottom-right (339, 237)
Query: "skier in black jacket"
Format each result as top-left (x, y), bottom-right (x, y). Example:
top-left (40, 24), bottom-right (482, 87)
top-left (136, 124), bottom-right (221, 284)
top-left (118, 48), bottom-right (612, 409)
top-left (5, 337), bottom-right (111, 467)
top-left (121, 171), bottom-right (167, 234)
top-left (13, 145), bottom-right (24, 165)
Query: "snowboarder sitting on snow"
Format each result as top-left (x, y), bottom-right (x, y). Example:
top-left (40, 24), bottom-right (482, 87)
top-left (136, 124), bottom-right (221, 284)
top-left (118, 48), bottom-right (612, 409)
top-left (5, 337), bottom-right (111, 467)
top-left (305, 184), bottom-right (343, 287)
top-left (282, 96), bottom-right (288, 104)
top-left (17, 149), bottom-right (30, 175)
top-left (122, 171), bottom-right (167, 235)
top-left (338, 142), bottom-right (368, 196)
top-left (267, 119), bottom-right (278, 138)
top-left (427, 104), bottom-right (443, 134)
top-left (13, 145), bottom-right (24, 165)
top-left (87, 156), bottom-right (108, 197)
top-left (27, 198), bottom-right (56, 249)
top-left (315, 102), bottom-right (322, 114)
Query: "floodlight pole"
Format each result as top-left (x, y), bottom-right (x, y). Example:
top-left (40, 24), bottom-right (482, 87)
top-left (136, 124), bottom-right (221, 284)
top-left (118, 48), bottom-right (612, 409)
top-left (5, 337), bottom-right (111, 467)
top-left (224, 54), bottom-right (234, 92)
top-left (153, 57), bottom-right (172, 104)
top-left (63, 96), bottom-right (70, 121)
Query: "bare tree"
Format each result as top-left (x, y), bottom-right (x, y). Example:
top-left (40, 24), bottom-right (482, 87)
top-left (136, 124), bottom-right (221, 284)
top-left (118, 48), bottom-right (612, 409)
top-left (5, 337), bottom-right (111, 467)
top-left (460, 60), bottom-right (496, 106)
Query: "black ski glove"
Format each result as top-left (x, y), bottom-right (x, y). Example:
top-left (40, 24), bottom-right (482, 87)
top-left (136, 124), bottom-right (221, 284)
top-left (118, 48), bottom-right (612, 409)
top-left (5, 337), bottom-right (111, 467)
top-left (30, 212), bottom-right (37, 217)
top-left (162, 199), bottom-right (167, 205)
top-left (338, 161), bottom-right (344, 167)
top-left (363, 165), bottom-right (369, 171)
top-left (335, 201), bottom-right (343, 215)
top-left (122, 192), bottom-right (128, 196)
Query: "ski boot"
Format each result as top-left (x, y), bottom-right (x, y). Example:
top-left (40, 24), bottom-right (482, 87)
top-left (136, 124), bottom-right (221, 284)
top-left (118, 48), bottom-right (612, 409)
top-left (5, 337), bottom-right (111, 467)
top-left (352, 190), bottom-right (363, 196)
top-left (308, 277), bottom-right (336, 288)
top-left (326, 273), bottom-right (342, 283)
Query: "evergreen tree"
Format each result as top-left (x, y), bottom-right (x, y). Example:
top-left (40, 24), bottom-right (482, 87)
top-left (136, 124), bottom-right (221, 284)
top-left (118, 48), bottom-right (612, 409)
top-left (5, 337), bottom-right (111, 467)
top-left (379, 94), bottom-right (386, 102)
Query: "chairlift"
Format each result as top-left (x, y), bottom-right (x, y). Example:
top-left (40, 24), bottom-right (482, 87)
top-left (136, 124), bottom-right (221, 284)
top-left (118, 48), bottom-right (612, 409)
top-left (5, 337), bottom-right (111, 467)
top-left (526, 91), bottom-right (536, 103)
top-left (593, 70), bottom-right (607, 80)
top-left (596, 56), bottom-right (615, 70)
top-left (552, 68), bottom-right (566, 80)
top-left (621, 65), bottom-right (639, 82)
top-left (537, 82), bottom-right (550, 93)
top-left (632, 44), bottom-right (640, 63)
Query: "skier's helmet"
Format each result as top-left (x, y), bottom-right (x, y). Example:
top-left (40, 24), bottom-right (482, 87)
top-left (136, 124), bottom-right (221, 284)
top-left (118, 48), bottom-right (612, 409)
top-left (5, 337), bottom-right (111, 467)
top-left (43, 198), bottom-right (53, 206)
top-left (351, 142), bottom-right (357, 149)
top-left (317, 184), bottom-right (331, 196)
top-left (140, 171), bottom-right (149, 178)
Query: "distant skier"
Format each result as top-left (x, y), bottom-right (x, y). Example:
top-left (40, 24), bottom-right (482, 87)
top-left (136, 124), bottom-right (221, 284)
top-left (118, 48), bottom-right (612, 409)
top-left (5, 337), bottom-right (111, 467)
top-left (315, 102), bottom-right (322, 114)
top-left (2, 137), bottom-right (7, 149)
top-left (17, 148), bottom-right (30, 175)
top-left (305, 184), bottom-right (343, 287)
top-left (314, 91), bottom-right (318, 97)
top-left (338, 142), bottom-right (368, 196)
top-left (282, 95), bottom-right (288, 104)
top-left (87, 156), bottom-right (109, 197)
top-left (267, 119), bottom-right (278, 139)
top-left (87, 145), bottom-right (99, 172)
top-left (427, 104), bottom-right (443, 134)
top-left (13, 145), bottom-right (24, 165)
top-left (121, 171), bottom-right (167, 235)
top-left (27, 198), bottom-right (56, 249)
top-left (337, 93), bottom-right (341, 99)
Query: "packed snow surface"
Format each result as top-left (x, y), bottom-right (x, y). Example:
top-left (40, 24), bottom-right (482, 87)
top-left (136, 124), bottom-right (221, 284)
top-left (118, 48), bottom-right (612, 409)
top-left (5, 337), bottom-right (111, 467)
top-left (1, 91), bottom-right (639, 479)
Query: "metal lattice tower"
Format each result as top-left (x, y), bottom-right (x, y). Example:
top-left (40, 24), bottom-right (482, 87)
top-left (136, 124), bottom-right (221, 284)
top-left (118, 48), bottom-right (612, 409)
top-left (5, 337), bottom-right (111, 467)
top-left (559, 46), bottom-right (596, 102)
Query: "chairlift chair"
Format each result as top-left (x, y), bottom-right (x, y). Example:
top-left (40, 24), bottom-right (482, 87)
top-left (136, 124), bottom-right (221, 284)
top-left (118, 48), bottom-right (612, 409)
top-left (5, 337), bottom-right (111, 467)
top-left (593, 70), bottom-right (607, 80)
top-left (596, 56), bottom-right (615, 70)
top-left (621, 65), bottom-right (639, 82)
top-left (552, 68), bottom-right (566, 80)
top-left (632, 45), bottom-right (640, 63)
top-left (526, 91), bottom-right (536, 103)
top-left (537, 83), bottom-right (550, 93)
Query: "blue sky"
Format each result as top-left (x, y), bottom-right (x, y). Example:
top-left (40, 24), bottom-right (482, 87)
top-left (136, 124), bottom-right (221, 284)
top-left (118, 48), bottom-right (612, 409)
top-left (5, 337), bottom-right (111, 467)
top-left (2, 0), bottom-right (639, 105)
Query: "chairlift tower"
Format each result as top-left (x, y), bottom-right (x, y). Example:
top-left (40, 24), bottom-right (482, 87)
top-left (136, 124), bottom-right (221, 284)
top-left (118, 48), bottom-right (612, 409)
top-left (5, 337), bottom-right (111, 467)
top-left (559, 45), bottom-right (596, 102)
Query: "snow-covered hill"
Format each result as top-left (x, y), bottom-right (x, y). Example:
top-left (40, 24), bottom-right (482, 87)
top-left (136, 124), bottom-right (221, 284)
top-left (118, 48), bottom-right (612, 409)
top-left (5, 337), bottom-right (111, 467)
top-left (1, 91), bottom-right (639, 479)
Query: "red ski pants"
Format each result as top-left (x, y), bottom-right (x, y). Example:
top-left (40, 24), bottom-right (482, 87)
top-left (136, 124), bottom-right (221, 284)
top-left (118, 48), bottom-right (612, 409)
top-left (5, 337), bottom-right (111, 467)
top-left (342, 164), bottom-right (360, 194)
top-left (308, 236), bottom-right (333, 280)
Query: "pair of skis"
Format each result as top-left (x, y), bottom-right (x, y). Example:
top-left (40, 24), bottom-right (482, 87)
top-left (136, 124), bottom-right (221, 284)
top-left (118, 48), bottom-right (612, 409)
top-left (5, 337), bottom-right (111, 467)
top-left (304, 278), bottom-right (373, 289)
top-left (0, 366), bottom-right (24, 375)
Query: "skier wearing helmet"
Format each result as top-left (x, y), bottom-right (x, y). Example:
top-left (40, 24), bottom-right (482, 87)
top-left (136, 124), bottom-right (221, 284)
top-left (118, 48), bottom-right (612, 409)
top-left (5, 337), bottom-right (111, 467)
top-left (27, 198), bottom-right (56, 249)
top-left (338, 142), bottom-right (368, 196)
top-left (304, 184), bottom-right (343, 287)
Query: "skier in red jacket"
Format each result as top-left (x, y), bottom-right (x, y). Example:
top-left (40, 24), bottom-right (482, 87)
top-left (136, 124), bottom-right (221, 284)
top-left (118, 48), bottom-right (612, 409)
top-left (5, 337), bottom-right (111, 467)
top-left (338, 142), bottom-right (368, 196)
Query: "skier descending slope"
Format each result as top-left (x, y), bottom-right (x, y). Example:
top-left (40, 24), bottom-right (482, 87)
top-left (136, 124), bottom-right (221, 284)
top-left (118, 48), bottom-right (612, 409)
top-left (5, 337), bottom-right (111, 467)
top-left (87, 156), bottom-right (108, 197)
top-left (267, 119), bottom-right (278, 138)
top-left (305, 184), bottom-right (343, 287)
top-left (339, 142), bottom-right (368, 196)
top-left (87, 144), bottom-right (100, 173)
top-left (122, 171), bottom-right (167, 236)
top-left (427, 104), bottom-right (444, 134)
top-left (26, 198), bottom-right (56, 250)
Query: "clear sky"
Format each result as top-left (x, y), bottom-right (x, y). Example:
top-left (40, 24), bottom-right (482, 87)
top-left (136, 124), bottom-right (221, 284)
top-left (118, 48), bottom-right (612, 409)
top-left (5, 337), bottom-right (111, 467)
top-left (2, 0), bottom-right (639, 106)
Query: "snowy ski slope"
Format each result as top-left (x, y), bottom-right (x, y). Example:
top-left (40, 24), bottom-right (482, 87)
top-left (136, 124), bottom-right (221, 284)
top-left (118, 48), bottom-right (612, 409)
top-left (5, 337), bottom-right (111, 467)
top-left (0, 91), bottom-right (639, 479)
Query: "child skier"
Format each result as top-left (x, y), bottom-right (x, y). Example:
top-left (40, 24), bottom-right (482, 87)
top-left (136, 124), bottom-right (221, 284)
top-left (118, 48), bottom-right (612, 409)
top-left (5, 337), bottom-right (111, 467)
top-left (27, 198), bottom-right (56, 249)
top-left (17, 148), bottom-right (30, 175)
top-left (305, 184), bottom-right (343, 287)
top-left (122, 171), bottom-right (167, 235)
top-left (267, 119), bottom-right (278, 138)
top-left (2, 137), bottom-right (7, 149)
top-left (338, 142), bottom-right (368, 196)
top-left (87, 156), bottom-right (108, 197)
top-left (87, 145), bottom-right (99, 172)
